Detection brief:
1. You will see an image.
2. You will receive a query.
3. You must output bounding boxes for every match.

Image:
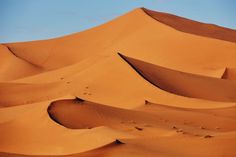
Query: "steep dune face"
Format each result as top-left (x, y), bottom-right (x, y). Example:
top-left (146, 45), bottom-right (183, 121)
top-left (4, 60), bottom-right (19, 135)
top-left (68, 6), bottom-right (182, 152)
top-left (44, 98), bottom-right (236, 157)
top-left (143, 8), bottom-right (236, 43)
top-left (0, 98), bottom-right (132, 155)
top-left (48, 98), bottom-right (236, 132)
top-left (119, 54), bottom-right (236, 102)
top-left (222, 68), bottom-right (236, 80)
top-left (1, 7), bottom-right (236, 157)
top-left (0, 44), bottom-right (42, 81)
top-left (3, 8), bottom-right (236, 77)
top-left (10, 52), bottom-right (236, 110)
top-left (48, 98), bottom-right (179, 130)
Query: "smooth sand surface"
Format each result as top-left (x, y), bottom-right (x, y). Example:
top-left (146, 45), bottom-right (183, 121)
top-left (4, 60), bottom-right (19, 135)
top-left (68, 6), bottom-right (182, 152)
top-left (0, 8), bottom-right (236, 157)
top-left (143, 8), bottom-right (236, 43)
top-left (119, 53), bottom-right (236, 102)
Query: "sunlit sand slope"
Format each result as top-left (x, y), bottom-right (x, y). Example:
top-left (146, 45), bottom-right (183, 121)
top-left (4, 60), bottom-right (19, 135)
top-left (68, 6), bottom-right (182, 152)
top-left (0, 7), bottom-right (236, 157)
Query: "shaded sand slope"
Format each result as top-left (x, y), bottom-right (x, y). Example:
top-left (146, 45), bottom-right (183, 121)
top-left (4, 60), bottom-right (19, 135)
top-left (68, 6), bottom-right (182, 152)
top-left (2, 54), bottom-right (236, 155)
top-left (222, 68), bottom-right (236, 80)
top-left (0, 44), bottom-right (42, 81)
top-left (76, 137), bottom-right (236, 157)
top-left (10, 53), bottom-right (236, 110)
top-left (48, 98), bottom-right (170, 130)
top-left (46, 98), bottom-right (236, 157)
top-left (3, 8), bottom-right (236, 78)
top-left (143, 8), bottom-right (236, 43)
top-left (48, 98), bottom-right (236, 132)
top-left (0, 7), bottom-right (236, 157)
top-left (136, 101), bottom-right (236, 132)
top-left (1, 135), bottom-right (236, 157)
top-left (120, 54), bottom-right (236, 102)
top-left (0, 98), bottom-right (132, 155)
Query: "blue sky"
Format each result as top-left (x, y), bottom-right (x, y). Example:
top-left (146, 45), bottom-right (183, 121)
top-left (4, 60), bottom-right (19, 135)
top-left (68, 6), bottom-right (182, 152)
top-left (0, 0), bottom-right (235, 43)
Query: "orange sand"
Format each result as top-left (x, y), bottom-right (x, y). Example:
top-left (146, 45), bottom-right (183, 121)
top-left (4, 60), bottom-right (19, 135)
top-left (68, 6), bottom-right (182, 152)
top-left (0, 8), bottom-right (236, 157)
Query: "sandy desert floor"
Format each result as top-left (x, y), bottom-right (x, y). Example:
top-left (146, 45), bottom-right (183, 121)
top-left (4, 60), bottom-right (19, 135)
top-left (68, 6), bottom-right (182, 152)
top-left (0, 8), bottom-right (236, 157)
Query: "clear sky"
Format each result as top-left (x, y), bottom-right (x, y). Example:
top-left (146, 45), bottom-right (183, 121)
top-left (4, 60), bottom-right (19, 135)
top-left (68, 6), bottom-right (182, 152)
top-left (0, 0), bottom-right (235, 43)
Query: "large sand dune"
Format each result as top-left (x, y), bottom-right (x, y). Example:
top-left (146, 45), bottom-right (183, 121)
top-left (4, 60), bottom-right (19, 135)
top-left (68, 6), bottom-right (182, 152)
top-left (119, 53), bottom-right (236, 102)
top-left (143, 8), bottom-right (236, 43)
top-left (0, 7), bottom-right (236, 157)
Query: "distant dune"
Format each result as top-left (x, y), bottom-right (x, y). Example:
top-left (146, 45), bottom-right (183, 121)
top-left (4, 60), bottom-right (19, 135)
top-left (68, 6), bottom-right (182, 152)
top-left (0, 8), bottom-right (236, 157)
top-left (143, 8), bottom-right (236, 43)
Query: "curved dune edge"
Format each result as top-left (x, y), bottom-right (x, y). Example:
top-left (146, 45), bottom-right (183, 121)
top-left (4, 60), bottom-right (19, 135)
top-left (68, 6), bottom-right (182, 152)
top-left (0, 44), bottom-right (43, 81)
top-left (7, 52), bottom-right (236, 110)
top-left (3, 8), bottom-right (236, 79)
top-left (136, 100), bottom-right (236, 131)
top-left (142, 8), bottom-right (236, 43)
top-left (1, 96), bottom-right (236, 157)
top-left (139, 99), bottom-right (236, 118)
top-left (47, 97), bottom-right (167, 129)
top-left (118, 53), bottom-right (236, 102)
top-left (46, 98), bottom-right (236, 156)
top-left (222, 68), bottom-right (236, 80)
top-left (1, 136), bottom-right (236, 157)
top-left (48, 98), bottom-right (236, 132)
top-left (1, 52), bottom-right (235, 110)
top-left (0, 7), bottom-right (236, 157)
top-left (0, 96), bottom-right (133, 155)
top-left (0, 139), bottom-right (125, 157)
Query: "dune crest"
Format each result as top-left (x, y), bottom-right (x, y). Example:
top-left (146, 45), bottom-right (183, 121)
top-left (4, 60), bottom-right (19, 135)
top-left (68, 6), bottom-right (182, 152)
top-left (1, 7), bottom-right (236, 157)
top-left (119, 53), bottom-right (236, 102)
top-left (143, 8), bottom-right (236, 43)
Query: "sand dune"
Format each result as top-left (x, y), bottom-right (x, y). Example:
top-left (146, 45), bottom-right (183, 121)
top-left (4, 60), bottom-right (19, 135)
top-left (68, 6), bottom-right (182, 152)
top-left (9, 52), bottom-right (236, 110)
top-left (2, 135), bottom-right (236, 157)
top-left (0, 97), bottom-right (132, 155)
top-left (47, 98), bottom-right (176, 130)
top-left (4, 8), bottom-right (236, 77)
top-left (1, 97), bottom-right (235, 156)
top-left (137, 101), bottom-right (236, 132)
top-left (0, 82), bottom-right (68, 107)
top-left (1, 7), bottom-right (236, 157)
top-left (143, 8), bottom-right (236, 43)
top-left (48, 98), bottom-right (236, 133)
top-left (0, 44), bottom-right (42, 81)
top-left (119, 53), bottom-right (236, 102)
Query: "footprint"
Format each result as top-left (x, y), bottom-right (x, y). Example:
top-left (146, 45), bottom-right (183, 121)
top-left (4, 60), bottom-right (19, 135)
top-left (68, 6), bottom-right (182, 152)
top-left (200, 126), bottom-right (206, 130)
top-left (134, 126), bottom-right (143, 131)
top-left (203, 135), bottom-right (213, 138)
top-left (115, 139), bottom-right (124, 144)
top-left (172, 126), bottom-right (178, 129)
